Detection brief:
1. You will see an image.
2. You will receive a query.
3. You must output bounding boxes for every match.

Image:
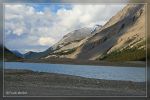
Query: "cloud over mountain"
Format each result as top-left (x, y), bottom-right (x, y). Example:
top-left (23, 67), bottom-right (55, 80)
top-left (5, 4), bottom-right (125, 53)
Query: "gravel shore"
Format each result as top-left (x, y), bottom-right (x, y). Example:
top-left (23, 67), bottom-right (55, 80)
top-left (4, 69), bottom-right (146, 96)
top-left (22, 58), bottom-right (146, 67)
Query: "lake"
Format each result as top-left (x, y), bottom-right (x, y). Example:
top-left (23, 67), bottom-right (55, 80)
top-left (4, 62), bottom-right (146, 82)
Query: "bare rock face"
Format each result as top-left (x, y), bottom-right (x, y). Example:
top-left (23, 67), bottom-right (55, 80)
top-left (42, 4), bottom-right (146, 61)
top-left (43, 26), bottom-right (101, 59)
top-left (73, 4), bottom-right (146, 60)
top-left (51, 27), bottom-right (93, 50)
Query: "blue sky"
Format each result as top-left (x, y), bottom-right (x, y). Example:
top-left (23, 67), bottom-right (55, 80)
top-left (32, 4), bottom-right (72, 12)
top-left (5, 4), bottom-right (125, 53)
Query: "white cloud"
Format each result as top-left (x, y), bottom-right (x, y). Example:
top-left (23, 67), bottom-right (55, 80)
top-left (5, 4), bottom-right (125, 53)
top-left (38, 37), bottom-right (56, 46)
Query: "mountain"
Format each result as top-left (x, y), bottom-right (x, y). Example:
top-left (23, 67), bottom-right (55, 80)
top-left (0, 45), bottom-right (3, 60)
top-left (11, 50), bottom-right (24, 58)
top-left (0, 43), bottom-right (22, 61)
top-left (24, 26), bottom-right (99, 59)
top-left (0, 43), bottom-right (23, 61)
top-left (42, 26), bottom-right (101, 59)
top-left (3, 47), bottom-right (22, 61)
top-left (24, 51), bottom-right (44, 59)
top-left (42, 4), bottom-right (146, 61)
top-left (75, 4), bottom-right (146, 61)
top-left (91, 25), bottom-right (102, 33)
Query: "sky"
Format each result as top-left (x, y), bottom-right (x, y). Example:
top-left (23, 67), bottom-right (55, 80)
top-left (5, 4), bottom-right (125, 53)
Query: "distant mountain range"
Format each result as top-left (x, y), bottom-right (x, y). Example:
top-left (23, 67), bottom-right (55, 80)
top-left (3, 4), bottom-right (146, 62)
top-left (0, 45), bottom-right (22, 61)
top-left (11, 50), bottom-right (24, 58)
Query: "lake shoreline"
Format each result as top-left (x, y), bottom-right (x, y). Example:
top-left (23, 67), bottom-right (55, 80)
top-left (18, 58), bottom-right (146, 67)
top-left (4, 69), bottom-right (146, 96)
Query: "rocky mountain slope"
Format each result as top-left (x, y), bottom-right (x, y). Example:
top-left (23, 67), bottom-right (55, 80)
top-left (24, 26), bottom-right (100, 59)
top-left (41, 4), bottom-right (145, 61)
top-left (75, 4), bottom-right (146, 61)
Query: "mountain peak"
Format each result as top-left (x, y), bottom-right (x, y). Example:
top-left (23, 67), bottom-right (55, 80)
top-left (91, 24), bottom-right (102, 33)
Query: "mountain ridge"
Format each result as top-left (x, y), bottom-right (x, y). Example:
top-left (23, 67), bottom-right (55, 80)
top-left (42, 4), bottom-right (146, 61)
top-left (16, 4), bottom-right (146, 62)
top-left (24, 25), bottom-right (102, 59)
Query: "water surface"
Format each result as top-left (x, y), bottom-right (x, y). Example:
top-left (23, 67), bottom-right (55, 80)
top-left (5, 62), bottom-right (146, 82)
